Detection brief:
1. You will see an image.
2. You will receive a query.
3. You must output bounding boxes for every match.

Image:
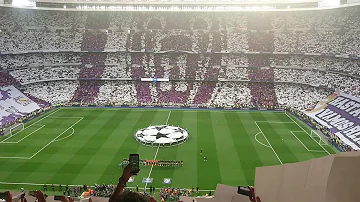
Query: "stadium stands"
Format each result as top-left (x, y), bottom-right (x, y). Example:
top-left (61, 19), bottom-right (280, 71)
top-left (22, 81), bottom-right (79, 104)
top-left (1, 3), bottom-right (360, 202)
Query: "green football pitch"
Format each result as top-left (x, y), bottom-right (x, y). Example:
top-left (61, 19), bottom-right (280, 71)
top-left (0, 108), bottom-right (338, 193)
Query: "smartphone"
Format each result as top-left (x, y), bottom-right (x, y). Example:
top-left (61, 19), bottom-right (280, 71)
top-left (54, 196), bottom-right (62, 201)
top-left (129, 154), bottom-right (140, 175)
top-left (237, 186), bottom-right (252, 197)
top-left (0, 192), bottom-right (7, 199)
top-left (28, 191), bottom-right (36, 197)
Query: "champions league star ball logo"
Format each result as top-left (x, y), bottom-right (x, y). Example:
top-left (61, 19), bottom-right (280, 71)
top-left (135, 125), bottom-right (189, 146)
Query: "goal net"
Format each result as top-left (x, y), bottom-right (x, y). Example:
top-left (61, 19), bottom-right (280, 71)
top-left (310, 130), bottom-right (328, 146)
top-left (5, 123), bottom-right (25, 137)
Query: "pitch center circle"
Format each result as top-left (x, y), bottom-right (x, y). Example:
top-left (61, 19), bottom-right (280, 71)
top-left (134, 125), bottom-right (189, 147)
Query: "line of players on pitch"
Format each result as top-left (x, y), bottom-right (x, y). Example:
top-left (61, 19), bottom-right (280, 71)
top-left (120, 150), bottom-right (205, 169)
top-left (121, 158), bottom-right (184, 167)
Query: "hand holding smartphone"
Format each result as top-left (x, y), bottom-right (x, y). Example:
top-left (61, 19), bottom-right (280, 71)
top-left (129, 154), bottom-right (140, 175)
top-left (237, 186), bottom-right (253, 197)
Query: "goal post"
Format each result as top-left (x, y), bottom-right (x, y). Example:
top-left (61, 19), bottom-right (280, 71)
top-left (8, 123), bottom-right (25, 136)
top-left (310, 130), bottom-right (328, 146)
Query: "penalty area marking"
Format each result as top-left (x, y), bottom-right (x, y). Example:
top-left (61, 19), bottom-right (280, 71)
top-left (0, 125), bottom-right (46, 144)
top-left (0, 117), bottom-right (83, 160)
top-left (0, 108), bottom-right (61, 143)
top-left (254, 132), bottom-right (271, 148)
top-left (53, 128), bottom-right (75, 143)
top-left (28, 118), bottom-right (83, 159)
top-left (290, 131), bottom-right (327, 153)
top-left (284, 112), bottom-right (330, 155)
top-left (254, 121), bottom-right (283, 165)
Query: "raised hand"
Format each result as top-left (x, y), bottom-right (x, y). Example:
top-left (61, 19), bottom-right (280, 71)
top-left (121, 164), bottom-right (139, 181)
top-left (4, 191), bottom-right (12, 202)
top-left (248, 186), bottom-right (262, 202)
top-left (34, 190), bottom-right (46, 202)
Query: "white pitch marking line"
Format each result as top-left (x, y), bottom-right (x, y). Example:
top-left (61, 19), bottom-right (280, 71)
top-left (285, 112), bottom-right (330, 155)
top-left (0, 125), bottom-right (45, 144)
top-left (28, 118), bottom-right (83, 159)
top-left (0, 156), bottom-right (30, 159)
top-left (165, 111), bottom-right (172, 125)
top-left (255, 121), bottom-right (295, 124)
top-left (290, 131), bottom-right (310, 152)
top-left (48, 117), bottom-right (85, 119)
top-left (308, 150), bottom-right (328, 153)
top-left (53, 128), bottom-right (75, 143)
top-left (14, 125), bottom-right (46, 143)
top-left (254, 121), bottom-right (283, 165)
top-left (0, 108), bottom-right (61, 143)
top-left (144, 110), bottom-right (171, 190)
top-left (1, 128), bottom-right (25, 143)
top-left (254, 132), bottom-right (271, 148)
top-left (144, 145), bottom-right (160, 190)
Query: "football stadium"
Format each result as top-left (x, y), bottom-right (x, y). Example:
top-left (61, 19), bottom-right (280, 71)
top-left (0, 0), bottom-right (360, 201)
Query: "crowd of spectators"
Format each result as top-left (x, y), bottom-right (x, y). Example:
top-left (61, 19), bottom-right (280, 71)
top-left (218, 67), bottom-right (248, 80)
top-left (1, 6), bottom-right (360, 55)
top-left (275, 84), bottom-right (331, 110)
top-left (2, 53), bottom-right (359, 82)
top-left (248, 67), bottom-right (274, 81)
top-left (2, 52), bottom-right (359, 107)
top-left (193, 82), bottom-right (217, 105)
top-left (93, 184), bottom-right (116, 197)
top-left (95, 81), bottom-right (137, 105)
top-left (81, 31), bottom-right (108, 51)
top-left (208, 82), bottom-right (252, 107)
top-left (9, 66), bottom-right (80, 83)
top-left (0, 30), bottom-right (84, 52)
top-left (134, 81), bottom-right (153, 104)
top-left (3, 49), bottom-right (357, 107)
top-left (22, 81), bottom-right (79, 104)
top-left (0, 72), bottom-right (18, 86)
top-left (71, 81), bottom-right (101, 103)
top-left (0, 53), bottom-right (81, 70)
top-left (274, 68), bottom-right (360, 97)
top-left (270, 55), bottom-right (360, 76)
top-left (3, 30), bottom-right (360, 56)
top-left (156, 82), bottom-right (192, 105)
top-left (105, 31), bottom-right (128, 51)
top-left (249, 83), bottom-right (278, 108)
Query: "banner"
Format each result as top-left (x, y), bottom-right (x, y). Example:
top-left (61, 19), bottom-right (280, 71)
top-left (303, 92), bottom-right (360, 150)
top-left (0, 86), bottom-right (41, 127)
